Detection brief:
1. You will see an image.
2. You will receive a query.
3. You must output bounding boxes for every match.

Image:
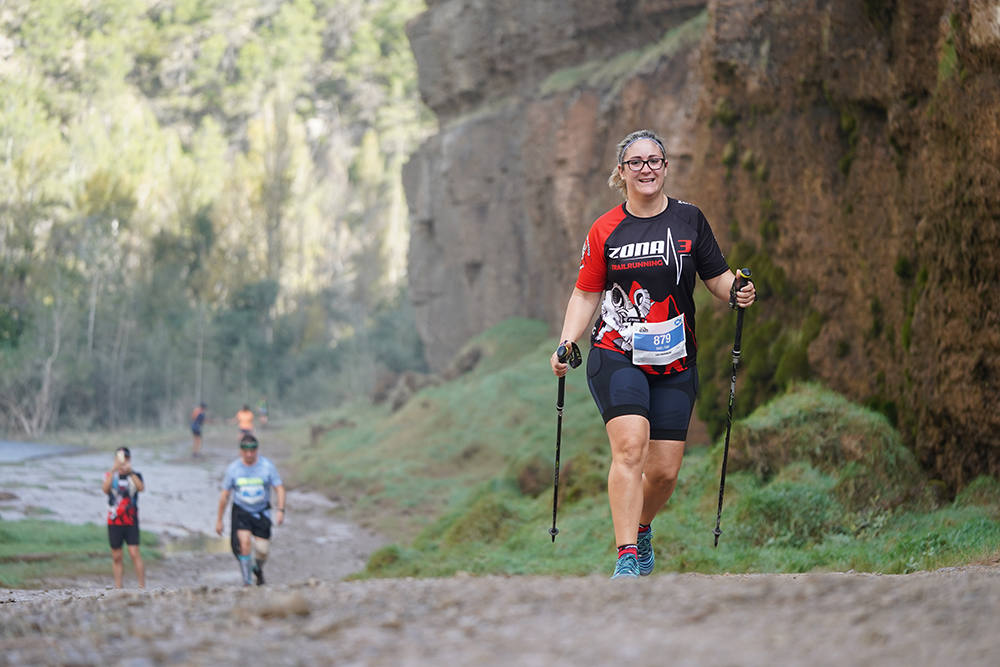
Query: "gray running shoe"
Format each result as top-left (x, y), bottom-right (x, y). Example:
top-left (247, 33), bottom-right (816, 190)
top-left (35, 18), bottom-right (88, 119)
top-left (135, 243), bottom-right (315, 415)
top-left (637, 527), bottom-right (654, 576)
top-left (611, 552), bottom-right (640, 579)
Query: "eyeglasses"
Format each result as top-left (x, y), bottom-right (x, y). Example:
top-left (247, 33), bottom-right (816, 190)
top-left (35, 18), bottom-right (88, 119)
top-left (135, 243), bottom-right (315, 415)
top-left (621, 157), bottom-right (665, 172)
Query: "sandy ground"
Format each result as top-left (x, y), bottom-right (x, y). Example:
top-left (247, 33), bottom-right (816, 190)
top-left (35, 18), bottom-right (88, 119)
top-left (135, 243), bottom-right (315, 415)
top-left (2, 431), bottom-right (999, 665)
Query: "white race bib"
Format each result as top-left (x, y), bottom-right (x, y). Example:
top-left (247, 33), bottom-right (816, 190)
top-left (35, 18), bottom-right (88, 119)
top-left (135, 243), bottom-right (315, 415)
top-left (631, 314), bottom-right (687, 366)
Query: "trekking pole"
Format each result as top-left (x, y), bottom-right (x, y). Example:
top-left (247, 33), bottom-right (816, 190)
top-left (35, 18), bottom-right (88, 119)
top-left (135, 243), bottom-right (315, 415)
top-left (713, 268), bottom-right (752, 547)
top-left (550, 340), bottom-right (581, 542)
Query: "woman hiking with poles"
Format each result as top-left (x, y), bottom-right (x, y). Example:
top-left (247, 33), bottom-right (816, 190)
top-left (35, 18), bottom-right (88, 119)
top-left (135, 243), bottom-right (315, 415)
top-left (550, 129), bottom-right (756, 578)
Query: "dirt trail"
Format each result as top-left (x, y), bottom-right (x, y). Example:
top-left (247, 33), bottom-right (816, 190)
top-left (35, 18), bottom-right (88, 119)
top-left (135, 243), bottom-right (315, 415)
top-left (2, 567), bottom-right (999, 665)
top-left (0, 427), bottom-right (383, 594)
top-left (2, 432), bottom-right (999, 665)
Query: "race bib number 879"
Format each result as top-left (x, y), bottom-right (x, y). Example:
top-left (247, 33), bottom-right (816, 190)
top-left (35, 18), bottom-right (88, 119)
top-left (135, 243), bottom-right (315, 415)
top-left (631, 315), bottom-right (687, 366)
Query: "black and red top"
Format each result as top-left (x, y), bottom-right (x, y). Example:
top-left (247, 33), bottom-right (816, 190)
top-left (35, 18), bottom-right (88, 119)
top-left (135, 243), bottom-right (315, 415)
top-left (105, 470), bottom-right (142, 527)
top-left (576, 199), bottom-right (729, 375)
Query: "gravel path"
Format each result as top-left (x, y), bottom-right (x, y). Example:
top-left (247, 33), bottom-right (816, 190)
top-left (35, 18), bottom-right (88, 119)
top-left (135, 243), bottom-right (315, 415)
top-left (2, 567), bottom-right (998, 665)
top-left (2, 434), bottom-right (998, 665)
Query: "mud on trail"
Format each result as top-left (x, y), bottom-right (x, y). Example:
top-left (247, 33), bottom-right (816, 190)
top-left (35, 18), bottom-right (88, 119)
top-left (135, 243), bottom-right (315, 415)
top-left (2, 434), bottom-right (999, 665)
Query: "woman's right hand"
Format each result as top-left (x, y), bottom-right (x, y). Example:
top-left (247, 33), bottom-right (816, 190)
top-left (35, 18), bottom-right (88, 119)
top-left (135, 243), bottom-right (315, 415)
top-left (550, 340), bottom-right (574, 377)
top-left (551, 350), bottom-right (568, 377)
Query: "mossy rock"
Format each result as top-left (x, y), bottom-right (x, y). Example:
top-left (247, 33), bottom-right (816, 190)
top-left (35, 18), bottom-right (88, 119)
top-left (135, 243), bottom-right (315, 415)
top-left (726, 383), bottom-right (930, 512)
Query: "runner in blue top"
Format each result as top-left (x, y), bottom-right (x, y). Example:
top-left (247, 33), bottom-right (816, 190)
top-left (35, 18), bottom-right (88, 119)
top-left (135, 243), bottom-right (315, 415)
top-left (215, 434), bottom-right (286, 586)
top-left (550, 129), bottom-right (756, 579)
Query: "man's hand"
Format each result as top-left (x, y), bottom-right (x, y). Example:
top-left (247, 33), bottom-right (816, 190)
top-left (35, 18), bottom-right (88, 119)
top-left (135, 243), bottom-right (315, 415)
top-left (276, 510), bottom-right (285, 527)
top-left (215, 519), bottom-right (223, 536)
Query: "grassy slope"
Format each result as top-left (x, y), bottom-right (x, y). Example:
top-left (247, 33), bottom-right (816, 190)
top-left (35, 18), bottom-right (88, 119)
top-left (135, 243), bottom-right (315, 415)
top-left (294, 318), bottom-right (1000, 578)
top-left (292, 318), bottom-right (606, 539)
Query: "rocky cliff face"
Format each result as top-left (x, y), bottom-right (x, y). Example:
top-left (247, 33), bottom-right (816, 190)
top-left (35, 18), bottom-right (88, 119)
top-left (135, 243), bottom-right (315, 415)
top-left (403, 0), bottom-right (1000, 490)
top-left (403, 0), bottom-right (707, 369)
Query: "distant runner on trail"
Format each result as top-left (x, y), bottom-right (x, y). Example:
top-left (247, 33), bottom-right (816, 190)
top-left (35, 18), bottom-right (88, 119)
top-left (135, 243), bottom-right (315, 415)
top-left (256, 396), bottom-right (269, 428)
top-left (232, 404), bottom-right (255, 436)
top-left (190, 402), bottom-right (207, 457)
top-left (550, 129), bottom-right (756, 579)
top-left (215, 434), bottom-right (285, 586)
top-left (102, 447), bottom-right (146, 589)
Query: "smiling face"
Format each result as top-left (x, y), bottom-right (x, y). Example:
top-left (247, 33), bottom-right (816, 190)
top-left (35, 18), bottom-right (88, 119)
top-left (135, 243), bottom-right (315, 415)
top-left (618, 138), bottom-right (667, 202)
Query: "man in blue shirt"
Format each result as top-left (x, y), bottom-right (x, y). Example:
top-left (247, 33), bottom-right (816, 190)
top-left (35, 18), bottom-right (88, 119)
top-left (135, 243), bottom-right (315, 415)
top-left (215, 434), bottom-right (286, 586)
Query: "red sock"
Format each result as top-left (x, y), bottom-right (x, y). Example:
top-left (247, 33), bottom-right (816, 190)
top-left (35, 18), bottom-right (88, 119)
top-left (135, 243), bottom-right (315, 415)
top-left (617, 544), bottom-right (638, 558)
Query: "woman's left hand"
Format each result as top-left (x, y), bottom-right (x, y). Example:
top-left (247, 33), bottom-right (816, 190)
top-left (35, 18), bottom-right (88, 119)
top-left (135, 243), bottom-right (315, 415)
top-left (734, 280), bottom-right (756, 308)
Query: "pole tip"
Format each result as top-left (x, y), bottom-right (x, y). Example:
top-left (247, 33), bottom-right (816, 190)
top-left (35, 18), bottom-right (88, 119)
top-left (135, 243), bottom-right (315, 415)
top-left (549, 527), bottom-right (559, 542)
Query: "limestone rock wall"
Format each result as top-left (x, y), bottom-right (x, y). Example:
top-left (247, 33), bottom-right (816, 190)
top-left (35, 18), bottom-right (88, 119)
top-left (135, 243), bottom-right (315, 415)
top-left (403, 0), bottom-right (1000, 488)
top-left (404, 0), bottom-right (708, 370)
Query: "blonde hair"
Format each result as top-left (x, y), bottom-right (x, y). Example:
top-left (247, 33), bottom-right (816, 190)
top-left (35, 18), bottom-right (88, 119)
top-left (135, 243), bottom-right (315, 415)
top-left (607, 129), bottom-right (667, 200)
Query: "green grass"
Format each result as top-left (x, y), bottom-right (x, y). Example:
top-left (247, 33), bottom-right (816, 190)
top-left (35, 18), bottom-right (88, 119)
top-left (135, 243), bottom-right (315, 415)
top-left (293, 317), bottom-right (609, 542)
top-left (295, 317), bottom-right (1000, 579)
top-left (0, 519), bottom-right (161, 588)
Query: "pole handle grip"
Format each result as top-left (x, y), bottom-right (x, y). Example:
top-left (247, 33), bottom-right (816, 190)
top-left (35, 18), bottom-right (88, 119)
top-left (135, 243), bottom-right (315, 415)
top-left (729, 267), bottom-right (752, 310)
top-left (736, 267), bottom-right (752, 286)
top-left (556, 341), bottom-right (582, 368)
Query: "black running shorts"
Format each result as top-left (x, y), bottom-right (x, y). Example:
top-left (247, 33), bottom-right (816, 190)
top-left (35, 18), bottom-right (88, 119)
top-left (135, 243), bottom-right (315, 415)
top-left (586, 346), bottom-right (698, 441)
top-left (230, 504), bottom-right (272, 557)
top-left (108, 524), bottom-right (140, 549)
top-left (231, 504), bottom-right (272, 539)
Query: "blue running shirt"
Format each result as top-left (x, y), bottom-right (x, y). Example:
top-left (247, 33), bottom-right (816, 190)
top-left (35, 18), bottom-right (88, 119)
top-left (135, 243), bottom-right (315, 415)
top-left (221, 457), bottom-right (283, 514)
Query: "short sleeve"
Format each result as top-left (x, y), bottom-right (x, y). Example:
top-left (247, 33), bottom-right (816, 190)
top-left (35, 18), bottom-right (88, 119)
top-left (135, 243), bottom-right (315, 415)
top-left (694, 211), bottom-right (729, 281)
top-left (575, 205), bottom-right (625, 293)
top-left (221, 467), bottom-right (234, 491)
top-left (268, 461), bottom-right (283, 488)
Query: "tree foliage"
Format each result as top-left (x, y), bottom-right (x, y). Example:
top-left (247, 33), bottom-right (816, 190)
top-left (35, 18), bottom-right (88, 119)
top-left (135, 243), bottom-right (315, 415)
top-left (0, 0), bottom-right (434, 433)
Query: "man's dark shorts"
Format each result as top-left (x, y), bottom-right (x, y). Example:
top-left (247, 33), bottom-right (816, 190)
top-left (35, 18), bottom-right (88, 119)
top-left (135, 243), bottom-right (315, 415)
top-left (586, 346), bottom-right (698, 441)
top-left (230, 504), bottom-right (272, 556)
top-left (108, 524), bottom-right (140, 549)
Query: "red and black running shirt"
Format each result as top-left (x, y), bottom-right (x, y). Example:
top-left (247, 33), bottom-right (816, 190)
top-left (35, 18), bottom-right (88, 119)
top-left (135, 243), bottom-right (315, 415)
top-left (105, 471), bottom-right (142, 526)
top-left (576, 199), bottom-right (730, 375)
